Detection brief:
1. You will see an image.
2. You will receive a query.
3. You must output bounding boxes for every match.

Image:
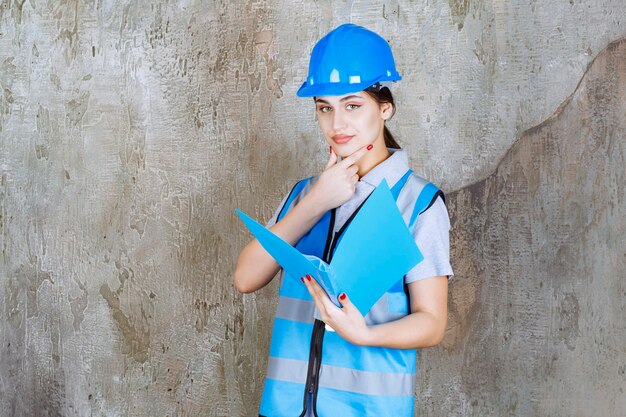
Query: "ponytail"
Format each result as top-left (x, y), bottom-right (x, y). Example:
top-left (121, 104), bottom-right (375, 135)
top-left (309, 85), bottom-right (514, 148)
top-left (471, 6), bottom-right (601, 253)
top-left (383, 126), bottom-right (401, 149)
top-left (364, 85), bottom-right (401, 149)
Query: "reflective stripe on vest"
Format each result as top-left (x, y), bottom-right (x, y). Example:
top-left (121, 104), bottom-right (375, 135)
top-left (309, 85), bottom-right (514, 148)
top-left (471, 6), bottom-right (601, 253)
top-left (259, 170), bottom-right (442, 417)
top-left (266, 357), bottom-right (414, 397)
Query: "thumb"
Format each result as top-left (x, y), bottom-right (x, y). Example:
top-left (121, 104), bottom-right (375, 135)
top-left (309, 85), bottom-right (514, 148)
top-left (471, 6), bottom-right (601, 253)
top-left (325, 146), bottom-right (338, 169)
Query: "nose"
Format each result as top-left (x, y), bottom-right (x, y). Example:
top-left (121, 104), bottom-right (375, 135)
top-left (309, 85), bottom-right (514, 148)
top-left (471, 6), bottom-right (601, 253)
top-left (332, 108), bottom-right (348, 132)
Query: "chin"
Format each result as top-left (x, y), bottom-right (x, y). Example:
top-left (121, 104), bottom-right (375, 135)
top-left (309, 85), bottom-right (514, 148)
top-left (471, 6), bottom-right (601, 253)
top-left (332, 142), bottom-right (362, 158)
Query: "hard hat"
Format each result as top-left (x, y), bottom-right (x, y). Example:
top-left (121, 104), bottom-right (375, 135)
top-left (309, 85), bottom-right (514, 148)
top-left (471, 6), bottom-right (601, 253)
top-left (297, 24), bottom-right (402, 97)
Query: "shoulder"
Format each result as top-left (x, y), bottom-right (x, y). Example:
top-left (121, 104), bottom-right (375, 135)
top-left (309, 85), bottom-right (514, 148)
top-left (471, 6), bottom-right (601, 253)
top-left (407, 172), bottom-right (443, 195)
top-left (268, 176), bottom-right (319, 225)
top-left (417, 195), bottom-right (449, 226)
top-left (290, 175), bottom-right (318, 197)
top-left (280, 175), bottom-right (318, 210)
top-left (404, 171), bottom-right (445, 216)
top-left (407, 171), bottom-right (433, 189)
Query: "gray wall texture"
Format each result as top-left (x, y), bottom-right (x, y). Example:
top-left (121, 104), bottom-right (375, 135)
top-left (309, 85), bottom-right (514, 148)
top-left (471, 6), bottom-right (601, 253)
top-left (1, 1), bottom-right (624, 416)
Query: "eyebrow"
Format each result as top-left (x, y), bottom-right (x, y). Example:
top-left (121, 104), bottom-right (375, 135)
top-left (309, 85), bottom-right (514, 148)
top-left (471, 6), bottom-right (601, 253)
top-left (314, 95), bottom-right (364, 104)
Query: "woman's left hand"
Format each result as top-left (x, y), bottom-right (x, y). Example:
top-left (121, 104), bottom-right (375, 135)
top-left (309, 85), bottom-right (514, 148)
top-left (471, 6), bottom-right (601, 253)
top-left (301, 274), bottom-right (372, 346)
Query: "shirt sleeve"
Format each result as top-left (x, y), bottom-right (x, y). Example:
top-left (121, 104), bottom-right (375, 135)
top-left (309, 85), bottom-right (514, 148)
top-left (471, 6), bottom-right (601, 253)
top-left (265, 193), bottom-right (289, 228)
top-left (404, 196), bottom-right (454, 283)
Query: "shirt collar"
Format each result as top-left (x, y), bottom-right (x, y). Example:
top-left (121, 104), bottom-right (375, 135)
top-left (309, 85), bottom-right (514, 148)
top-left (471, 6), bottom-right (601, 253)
top-left (359, 148), bottom-right (411, 189)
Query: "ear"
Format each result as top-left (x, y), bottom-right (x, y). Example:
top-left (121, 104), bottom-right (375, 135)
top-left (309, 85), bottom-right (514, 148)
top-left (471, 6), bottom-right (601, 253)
top-left (380, 102), bottom-right (393, 120)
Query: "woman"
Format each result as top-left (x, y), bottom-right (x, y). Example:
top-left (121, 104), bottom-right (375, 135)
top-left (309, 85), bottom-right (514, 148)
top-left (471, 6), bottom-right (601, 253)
top-left (234, 24), bottom-right (452, 417)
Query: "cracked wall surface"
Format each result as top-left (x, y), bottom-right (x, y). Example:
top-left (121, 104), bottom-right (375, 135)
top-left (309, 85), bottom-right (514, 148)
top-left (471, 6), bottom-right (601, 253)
top-left (419, 38), bottom-right (626, 416)
top-left (0, 1), bottom-right (625, 416)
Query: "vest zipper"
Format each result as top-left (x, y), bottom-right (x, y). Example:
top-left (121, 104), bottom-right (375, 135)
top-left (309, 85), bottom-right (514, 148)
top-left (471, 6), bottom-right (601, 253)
top-left (309, 320), bottom-right (325, 417)
top-left (299, 208), bottom-right (336, 417)
top-left (303, 203), bottom-right (366, 416)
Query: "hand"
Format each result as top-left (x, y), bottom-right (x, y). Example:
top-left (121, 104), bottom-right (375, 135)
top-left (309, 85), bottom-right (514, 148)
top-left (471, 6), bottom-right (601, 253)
top-left (307, 145), bottom-right (372, 212)
top-left (301, 274), bottom-right (372, 346)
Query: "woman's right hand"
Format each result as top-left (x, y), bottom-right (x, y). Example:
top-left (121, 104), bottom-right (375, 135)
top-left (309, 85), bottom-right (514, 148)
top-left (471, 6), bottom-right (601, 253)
top-left (308, 144), bottom-right (372, 212)
top-left (234, 144), bottom-right (371, 293)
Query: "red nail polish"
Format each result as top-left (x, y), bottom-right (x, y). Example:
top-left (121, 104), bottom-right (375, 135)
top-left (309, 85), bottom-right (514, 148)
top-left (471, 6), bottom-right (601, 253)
top-left (339, 293), bottom-right (346, 300)
top-left (301, 277), bottom-right (305, 283)
top-left (367, 144), bottom-right (373, 151)
top-left (306, 275), bottom-right (312, 281)
top-left (329, 146), bottom-right (333, 153)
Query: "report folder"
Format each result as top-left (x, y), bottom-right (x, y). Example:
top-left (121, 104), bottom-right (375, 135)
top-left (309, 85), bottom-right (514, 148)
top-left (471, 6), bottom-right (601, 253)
top-left (235, 180), bottom-right (423, 316)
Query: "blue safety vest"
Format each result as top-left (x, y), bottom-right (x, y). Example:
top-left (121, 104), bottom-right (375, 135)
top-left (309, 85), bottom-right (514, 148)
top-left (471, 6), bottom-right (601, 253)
top-left (259, 169), bottom-right (443, 417)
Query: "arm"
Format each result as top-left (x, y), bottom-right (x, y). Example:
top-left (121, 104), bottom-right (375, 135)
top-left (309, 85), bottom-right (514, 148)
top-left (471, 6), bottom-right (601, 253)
top-left (233, 145), bottom-right (372, 293)
top-left (302, 191), bottom-right (452, 347)
top-left (364, 195), bottom-right (452, 347)
top-left (366, 276), bottom-right (448, 348)
top-left (302, 274), bottom-right (448, 349)
top-left (233, 193), bottom-right (326, 293)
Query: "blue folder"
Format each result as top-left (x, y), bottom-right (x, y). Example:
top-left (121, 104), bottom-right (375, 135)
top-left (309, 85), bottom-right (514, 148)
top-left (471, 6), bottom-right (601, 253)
top-left (235, 180), bottom-right (423, 316)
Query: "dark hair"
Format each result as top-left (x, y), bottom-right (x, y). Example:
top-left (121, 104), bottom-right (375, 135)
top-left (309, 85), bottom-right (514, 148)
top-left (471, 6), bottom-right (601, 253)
top-left (364, 84), bottom-right (401, 149)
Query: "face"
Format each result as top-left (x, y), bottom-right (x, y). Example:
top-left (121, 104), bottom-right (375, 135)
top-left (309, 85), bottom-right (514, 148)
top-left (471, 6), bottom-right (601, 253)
top-left (314, 91), bottom-right (392, 157)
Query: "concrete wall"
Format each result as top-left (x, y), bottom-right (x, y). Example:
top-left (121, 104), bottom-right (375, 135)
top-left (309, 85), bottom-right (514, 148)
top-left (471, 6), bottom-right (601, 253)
top-left (422, 38), bottom-right (626, 416)
top-left (0, 1), bottom-right (624, 416)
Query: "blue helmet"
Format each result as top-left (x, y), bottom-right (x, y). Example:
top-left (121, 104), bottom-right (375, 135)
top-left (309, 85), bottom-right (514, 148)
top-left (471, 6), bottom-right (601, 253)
top-left (297, 24), bottom-right (402, 97)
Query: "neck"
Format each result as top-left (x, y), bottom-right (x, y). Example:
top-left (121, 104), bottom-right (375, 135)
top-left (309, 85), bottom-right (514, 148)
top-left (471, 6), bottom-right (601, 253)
top-left (356, 138), bottom-right (391, 177)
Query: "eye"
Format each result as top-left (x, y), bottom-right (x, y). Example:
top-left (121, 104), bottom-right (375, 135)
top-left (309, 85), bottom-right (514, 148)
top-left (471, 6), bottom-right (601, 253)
top-left (317, 106), bottom-right (332, 113)
top-left (346, 103), bottom-right (361, 110)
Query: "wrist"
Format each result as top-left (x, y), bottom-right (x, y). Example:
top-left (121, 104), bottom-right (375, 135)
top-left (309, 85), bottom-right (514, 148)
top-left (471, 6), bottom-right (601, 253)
top-left (360, 325), bottom-right (380, 347)
top-left (351, 325), bottom-right (375, 347)
top-left (299, 188), bottom-right (330, 218)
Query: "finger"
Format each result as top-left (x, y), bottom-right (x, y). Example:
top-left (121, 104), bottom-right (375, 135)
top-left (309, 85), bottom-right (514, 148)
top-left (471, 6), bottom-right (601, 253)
top-left (339, 144), bottom-right (371, 168)
top-left (347, 165), bottom-right (359, 176)
top-left (306, 275), bottom-right (339, 313)
top-left (306, 275), bottom-right (331, 304)
top-left (304, 275), bottom-right (337, 314)
top-left (302, 275), bottom-right (328, 316)
top-left (351, 174), bottom-right (359, 183)
top-left (338, 292), bottom-right (355, 312)
top-left (325, 146), bottom-right (338, 169)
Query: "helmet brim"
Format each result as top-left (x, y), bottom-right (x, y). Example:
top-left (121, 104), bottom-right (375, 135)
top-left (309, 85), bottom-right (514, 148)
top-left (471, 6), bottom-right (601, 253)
top-left (296, 75), bottom-right (401, 98)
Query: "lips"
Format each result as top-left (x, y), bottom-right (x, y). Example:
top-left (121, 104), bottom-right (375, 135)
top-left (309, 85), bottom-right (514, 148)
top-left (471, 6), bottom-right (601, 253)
top-left (332, 134), bottom-right (354, 144)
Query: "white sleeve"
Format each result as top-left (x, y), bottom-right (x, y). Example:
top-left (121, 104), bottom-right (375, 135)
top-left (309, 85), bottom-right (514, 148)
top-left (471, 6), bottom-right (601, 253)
top-left (404, 196), bottom-right (454, 283)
